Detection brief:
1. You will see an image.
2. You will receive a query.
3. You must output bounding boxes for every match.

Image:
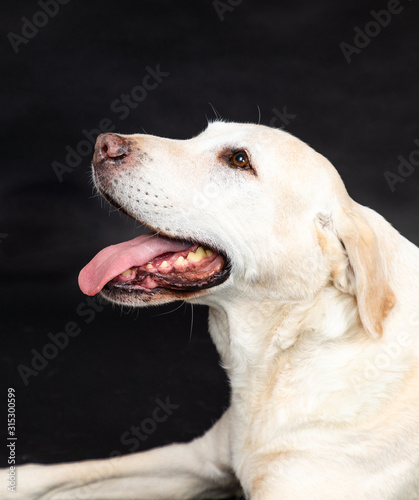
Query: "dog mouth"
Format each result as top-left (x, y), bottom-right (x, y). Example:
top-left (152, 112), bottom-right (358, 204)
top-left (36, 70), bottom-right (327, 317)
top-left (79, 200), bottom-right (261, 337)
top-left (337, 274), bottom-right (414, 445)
top-left (79, 170), bottom-right (231, 301)
top-left (78, 232), bottom-right (230, 298)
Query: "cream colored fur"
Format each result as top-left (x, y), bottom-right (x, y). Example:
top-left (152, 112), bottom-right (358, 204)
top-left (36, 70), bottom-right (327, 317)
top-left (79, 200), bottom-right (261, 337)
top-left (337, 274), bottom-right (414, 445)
top-left (3, 122), bottom-right (419, 499)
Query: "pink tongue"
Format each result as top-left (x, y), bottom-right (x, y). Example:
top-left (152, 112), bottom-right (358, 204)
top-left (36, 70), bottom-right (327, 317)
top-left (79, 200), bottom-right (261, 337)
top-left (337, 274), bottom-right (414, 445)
top-left (78, 233), bottom-right (193, 296)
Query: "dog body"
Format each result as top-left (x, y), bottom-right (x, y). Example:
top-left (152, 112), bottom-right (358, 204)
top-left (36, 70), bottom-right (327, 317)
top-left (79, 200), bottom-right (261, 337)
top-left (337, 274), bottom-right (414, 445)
top-left (4, 122), bottom-right (419, 499)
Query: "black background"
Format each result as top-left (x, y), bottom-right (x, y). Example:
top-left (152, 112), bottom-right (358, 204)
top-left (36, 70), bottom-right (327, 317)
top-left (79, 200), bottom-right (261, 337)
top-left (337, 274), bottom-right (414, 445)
top-left (1, 0), bottom-right (418, 491)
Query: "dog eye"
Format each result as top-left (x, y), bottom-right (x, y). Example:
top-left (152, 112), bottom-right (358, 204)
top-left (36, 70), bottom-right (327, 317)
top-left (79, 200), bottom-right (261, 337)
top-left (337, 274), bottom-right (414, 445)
top-left (230, 151), bottom-right (250, 169)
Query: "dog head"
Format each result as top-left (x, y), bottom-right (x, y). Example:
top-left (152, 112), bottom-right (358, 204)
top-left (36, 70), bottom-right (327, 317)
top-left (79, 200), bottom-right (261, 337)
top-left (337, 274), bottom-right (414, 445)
top-left (79, 121), bottom-right (395, 337)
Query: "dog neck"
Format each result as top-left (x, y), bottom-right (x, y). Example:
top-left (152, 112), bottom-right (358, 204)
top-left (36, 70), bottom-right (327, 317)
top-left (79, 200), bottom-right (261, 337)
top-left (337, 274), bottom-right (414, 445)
top-left (207, 285), bottom-right (361, 391)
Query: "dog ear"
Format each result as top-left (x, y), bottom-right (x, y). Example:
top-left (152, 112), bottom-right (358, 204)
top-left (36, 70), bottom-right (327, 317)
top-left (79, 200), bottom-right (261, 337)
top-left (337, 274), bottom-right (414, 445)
top-left (323, 206), bottom-right (396, 338)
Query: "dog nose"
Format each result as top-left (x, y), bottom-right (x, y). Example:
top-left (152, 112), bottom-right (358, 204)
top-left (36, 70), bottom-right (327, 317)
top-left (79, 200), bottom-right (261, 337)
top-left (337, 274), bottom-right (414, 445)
top-left (95, 133), bottom-right (128, 162)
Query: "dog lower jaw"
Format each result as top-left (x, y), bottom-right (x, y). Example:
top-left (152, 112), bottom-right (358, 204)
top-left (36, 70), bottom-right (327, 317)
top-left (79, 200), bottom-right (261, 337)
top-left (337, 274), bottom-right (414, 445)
top-left (99, 284), bottom-right (213, 307)
top-left (100, 263), bottom-right (231, 306)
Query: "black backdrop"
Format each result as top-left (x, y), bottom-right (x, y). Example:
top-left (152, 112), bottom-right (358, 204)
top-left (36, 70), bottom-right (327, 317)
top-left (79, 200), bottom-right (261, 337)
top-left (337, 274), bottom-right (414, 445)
top-left (2, 0), bottom-right (418, 483)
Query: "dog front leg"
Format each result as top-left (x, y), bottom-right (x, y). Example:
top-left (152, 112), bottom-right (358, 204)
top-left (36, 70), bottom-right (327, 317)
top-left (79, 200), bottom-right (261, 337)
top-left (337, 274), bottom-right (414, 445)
top-left (2, 410), bottom-right (242, 500)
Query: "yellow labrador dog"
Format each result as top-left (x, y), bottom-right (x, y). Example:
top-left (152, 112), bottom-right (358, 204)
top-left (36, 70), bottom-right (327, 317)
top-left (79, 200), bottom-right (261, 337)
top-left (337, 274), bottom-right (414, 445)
top-left (5, 122), bottom-right (419, 499)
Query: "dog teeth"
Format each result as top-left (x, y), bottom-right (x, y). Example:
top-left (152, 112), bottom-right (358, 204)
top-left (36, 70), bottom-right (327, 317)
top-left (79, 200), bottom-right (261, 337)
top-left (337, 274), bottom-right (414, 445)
top-left (187, 246), bottom-right (206, 262)
top-left (121, 269), bottom-right (132, 276)
top-left (205, 249), bottom-right (213, 257)
top-left (174, 256), bottom-right (186, 265)
top-left (186, 251), bottom-right (197, 262)
top-left (146, 264), bottom-right (153, 269)
top-left (159, 260), bottom-right (170, 268)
